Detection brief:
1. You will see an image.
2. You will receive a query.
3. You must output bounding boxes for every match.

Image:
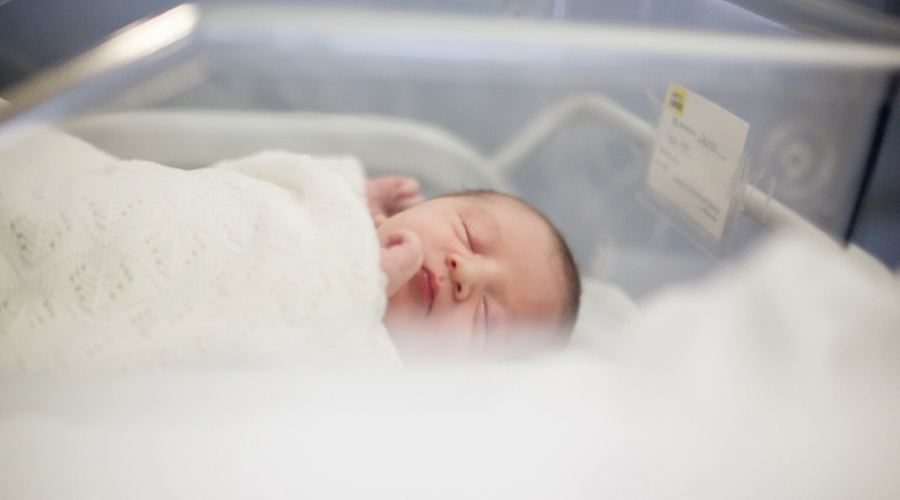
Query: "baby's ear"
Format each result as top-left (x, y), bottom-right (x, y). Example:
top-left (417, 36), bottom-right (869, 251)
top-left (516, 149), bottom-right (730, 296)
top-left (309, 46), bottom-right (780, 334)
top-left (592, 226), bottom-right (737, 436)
top-left (374, 214), bottom-right (387, 228)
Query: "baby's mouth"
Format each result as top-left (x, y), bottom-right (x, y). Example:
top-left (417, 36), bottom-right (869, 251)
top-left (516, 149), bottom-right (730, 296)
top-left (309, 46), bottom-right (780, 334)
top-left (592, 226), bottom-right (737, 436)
top-left (414, 266), bottom-right (436, 314)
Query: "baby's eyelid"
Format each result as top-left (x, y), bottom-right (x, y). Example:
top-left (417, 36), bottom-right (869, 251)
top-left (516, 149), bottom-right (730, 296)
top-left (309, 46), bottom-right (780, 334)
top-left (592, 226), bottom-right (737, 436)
top-left (461, 219), bottom-right (473, 250)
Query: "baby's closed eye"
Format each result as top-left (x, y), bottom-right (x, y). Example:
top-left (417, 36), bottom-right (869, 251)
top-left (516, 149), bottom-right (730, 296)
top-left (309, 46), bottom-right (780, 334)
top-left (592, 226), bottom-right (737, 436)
top-left (460, 217), bottom-right (487, 254)
top-left (456, 216), bottom-right (473, 250)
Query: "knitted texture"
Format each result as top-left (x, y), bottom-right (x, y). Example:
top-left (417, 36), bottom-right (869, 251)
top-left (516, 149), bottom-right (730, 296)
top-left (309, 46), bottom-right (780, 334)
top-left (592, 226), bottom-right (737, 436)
top-left (0, 130), bottom-right (398, 373)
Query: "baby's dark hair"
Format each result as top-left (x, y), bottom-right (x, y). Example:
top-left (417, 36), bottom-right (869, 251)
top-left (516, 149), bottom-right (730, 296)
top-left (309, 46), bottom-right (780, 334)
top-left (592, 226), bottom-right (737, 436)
top-left (443, 189), bottom-right (581, 337)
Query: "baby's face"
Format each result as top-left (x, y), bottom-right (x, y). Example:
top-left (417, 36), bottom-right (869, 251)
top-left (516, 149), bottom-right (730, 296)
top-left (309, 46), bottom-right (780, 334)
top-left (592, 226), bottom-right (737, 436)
top-left (377, 194), bottom-right (566, 361)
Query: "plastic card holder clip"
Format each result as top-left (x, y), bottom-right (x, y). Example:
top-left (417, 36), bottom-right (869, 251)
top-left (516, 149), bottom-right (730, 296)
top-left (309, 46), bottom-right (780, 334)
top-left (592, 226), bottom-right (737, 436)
top-left (641, 83), bottom-right (750, 259)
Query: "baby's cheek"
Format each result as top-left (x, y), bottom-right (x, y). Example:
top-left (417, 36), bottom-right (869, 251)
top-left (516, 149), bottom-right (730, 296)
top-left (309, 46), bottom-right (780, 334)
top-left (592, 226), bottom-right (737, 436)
top-left (383, 282), bottom-right (423, 329)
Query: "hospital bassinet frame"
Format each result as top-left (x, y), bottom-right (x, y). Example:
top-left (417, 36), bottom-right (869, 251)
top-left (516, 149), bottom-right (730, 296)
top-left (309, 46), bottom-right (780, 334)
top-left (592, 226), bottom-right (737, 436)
top-left (64, 92), bottom-right (831, 244)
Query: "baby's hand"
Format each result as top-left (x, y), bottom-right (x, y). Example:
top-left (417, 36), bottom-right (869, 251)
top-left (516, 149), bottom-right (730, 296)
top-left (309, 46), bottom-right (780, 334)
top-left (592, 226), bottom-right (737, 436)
top-left (379, 229), bottom-right (423, 297)
top-left (366, 176), bottom-right (425, 221)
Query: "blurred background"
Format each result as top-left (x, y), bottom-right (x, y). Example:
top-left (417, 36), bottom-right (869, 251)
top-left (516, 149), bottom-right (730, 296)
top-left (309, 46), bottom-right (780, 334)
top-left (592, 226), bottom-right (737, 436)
top-left (1, 0), bottom-right (898, 269)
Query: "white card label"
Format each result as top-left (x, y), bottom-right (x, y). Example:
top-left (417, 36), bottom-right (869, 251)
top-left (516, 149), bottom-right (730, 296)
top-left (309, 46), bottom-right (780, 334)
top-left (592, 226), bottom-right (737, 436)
top-left (647, 84), bottom-right (749, 241)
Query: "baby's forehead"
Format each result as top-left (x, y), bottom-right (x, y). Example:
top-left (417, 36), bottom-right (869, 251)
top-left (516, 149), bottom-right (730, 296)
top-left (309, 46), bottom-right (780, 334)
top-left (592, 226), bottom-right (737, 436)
top-left (443, 189), bottom-right (564, 251)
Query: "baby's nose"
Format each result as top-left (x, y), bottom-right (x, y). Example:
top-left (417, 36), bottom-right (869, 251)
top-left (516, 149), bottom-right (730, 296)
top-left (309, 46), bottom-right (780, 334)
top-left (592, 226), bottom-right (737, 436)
top-left (446, 254), bottom-right (481, 301)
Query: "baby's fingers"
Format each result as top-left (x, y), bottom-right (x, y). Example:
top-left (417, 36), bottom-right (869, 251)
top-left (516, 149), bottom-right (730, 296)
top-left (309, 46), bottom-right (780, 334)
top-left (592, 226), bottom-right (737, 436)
top-left (384, 178), bottom-right (421, 216)
top-left (380, 230), bottom-right (423, 297)
top-left (393, 177), bottom-right (420, 196)
top-left (367, 176), bottom-right (421, 218)
top-left (390, 194), bottom-right (425, 215)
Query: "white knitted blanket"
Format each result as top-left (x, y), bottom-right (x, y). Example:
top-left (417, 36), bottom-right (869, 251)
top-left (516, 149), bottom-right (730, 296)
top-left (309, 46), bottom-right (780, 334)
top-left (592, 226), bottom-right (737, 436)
top-left (0, 129), bottom-right (399, 373)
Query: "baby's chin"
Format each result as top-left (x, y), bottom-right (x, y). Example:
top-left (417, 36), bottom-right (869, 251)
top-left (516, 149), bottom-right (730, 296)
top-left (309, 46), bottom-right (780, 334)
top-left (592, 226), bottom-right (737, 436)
top-left (383, 279), bottom-right (564, 363)
top-left (381, 318), bottom-right (478, 364)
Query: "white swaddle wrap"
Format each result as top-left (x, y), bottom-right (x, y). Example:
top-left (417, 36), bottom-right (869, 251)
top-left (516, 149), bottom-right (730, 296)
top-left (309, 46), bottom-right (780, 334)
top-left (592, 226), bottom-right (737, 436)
top-left (0, 129), bottom-right (399, 373)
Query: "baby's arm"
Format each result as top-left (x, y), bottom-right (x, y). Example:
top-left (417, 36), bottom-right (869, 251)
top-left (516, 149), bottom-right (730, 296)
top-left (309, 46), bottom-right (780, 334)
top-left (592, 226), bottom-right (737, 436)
top-left (367, 176), bottom-right (425, 296)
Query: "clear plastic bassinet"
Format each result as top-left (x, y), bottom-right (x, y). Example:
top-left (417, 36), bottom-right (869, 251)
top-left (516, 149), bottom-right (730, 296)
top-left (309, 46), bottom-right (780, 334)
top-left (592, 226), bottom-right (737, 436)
top-left (1, 1), bottom-right (898, 299)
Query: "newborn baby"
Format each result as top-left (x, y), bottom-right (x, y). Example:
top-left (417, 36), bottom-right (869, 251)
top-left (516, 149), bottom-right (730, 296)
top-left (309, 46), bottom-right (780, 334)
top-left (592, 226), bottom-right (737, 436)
top-left (366, 177), bottom-right (581, 361)
top-left (0, 130), bottom-right (578, 371)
